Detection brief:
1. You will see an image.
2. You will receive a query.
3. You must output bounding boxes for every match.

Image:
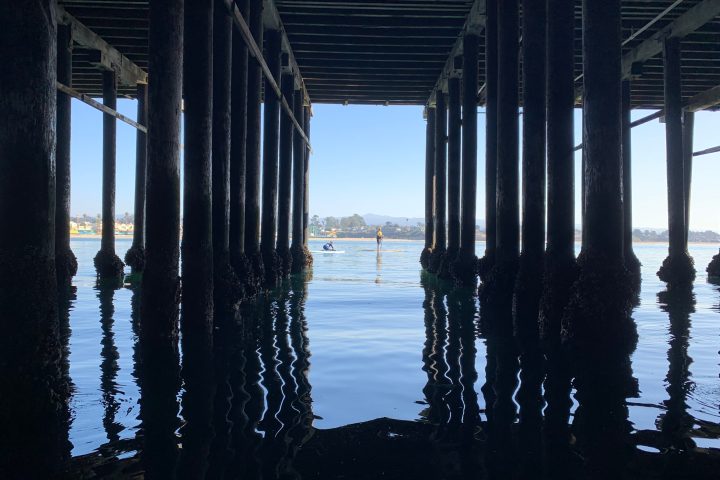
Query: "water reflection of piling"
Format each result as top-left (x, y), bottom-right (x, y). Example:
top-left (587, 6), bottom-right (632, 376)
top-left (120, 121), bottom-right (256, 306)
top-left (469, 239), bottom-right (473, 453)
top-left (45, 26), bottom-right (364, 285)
top-left (657, 286), bottom-right (696, 455)
top-left (98, 285), bottom-right (123, 444)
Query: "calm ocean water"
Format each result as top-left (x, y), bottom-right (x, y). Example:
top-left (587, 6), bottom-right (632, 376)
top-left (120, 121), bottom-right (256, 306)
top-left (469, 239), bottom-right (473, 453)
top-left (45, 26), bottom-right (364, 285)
top-left (60, 237), bottom-right (720, 475)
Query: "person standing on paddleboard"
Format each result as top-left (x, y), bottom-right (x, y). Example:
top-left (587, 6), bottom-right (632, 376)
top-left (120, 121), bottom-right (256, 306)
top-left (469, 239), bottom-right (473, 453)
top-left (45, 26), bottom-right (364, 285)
top-left (376, 227), bottom-right (384, 248)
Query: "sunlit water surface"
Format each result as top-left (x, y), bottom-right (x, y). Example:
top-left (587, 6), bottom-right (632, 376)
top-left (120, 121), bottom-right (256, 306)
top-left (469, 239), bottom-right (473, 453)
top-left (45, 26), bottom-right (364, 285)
top-left (62, 238), bottom-right (719, 473)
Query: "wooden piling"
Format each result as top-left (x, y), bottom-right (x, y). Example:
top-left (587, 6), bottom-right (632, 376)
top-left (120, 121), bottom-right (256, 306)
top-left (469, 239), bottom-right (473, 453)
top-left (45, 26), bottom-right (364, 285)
top-left (261, 29), bottom-right (282, 287)
top-left (277, 73), bottom-right (295, 276)
top-left (456, 33), bottom-right (479, 286)
top-left (420, 107), bottom-right (436, 270)
top-left (244, 0), bottom-right (264, 280)
top-left (56, 24), bottom-right (78, 287)
top-left (540, 0), bottom-right (577, 346)
top-left (514, 0), bottom-right (546, 344)
top-left (141, 0), bottom-right (184, 340)
top-left (291, 89), bottom-right (308, 273)
top-left (622, 80), bottom-right (641, 279)
top-left (682, 110), bottom-right (694, 246)
top-left (94, 70), bottom-right (125, 281)
top-left (479, 0), bottom-right (497, 280)
top-left (125, 83), bottom-right (149, 274)
top-left (430, 91), bottom-right (447, 275)
top-left (230, 0), bottom-right (249, 271)
top-left (303, 107), bottom-right (312, 258)
top-left (563, 0), bottom-right (636, 353)
top-left (447, 76), bottom-right (461, 262)
top-left (212, 1), bottom-right (241, 310)
top-left (658, 38), bottom-right (695, 285)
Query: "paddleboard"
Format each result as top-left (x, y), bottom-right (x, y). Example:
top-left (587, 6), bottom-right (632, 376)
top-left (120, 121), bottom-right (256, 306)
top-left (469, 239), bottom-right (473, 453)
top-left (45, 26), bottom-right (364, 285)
top-left (311, 250), bottom-right (345, 254)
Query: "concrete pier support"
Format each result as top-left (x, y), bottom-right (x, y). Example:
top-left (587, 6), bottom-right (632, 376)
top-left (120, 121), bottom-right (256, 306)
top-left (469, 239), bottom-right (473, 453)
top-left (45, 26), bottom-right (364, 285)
top-left (514, 0), bottom-right (546, 344)
top-left (0, 3), bottom-right (69, 475)
top-left (244, 0), bottom-right (264, 283)
top-left (230, 0), bottom-right (249, 278)
top-left (141, 0), bottom-right (184, 340)
top-left (622, 80), bottom-right (641, 280)
top-left (182, 0), bottom-right (214, 324)
top-left (479, 0), bottom-right (497, 281)
top-left (277, 73), bottom-right (295, 276)
top-left (563, 0), bottom-right (635, 352)
top-left (212, 2), bottom-right (241, 311)
top-left (125, 84), bottom-right (149, 274)
top-left (430, 91), bottom-right (448, 275)
top-left (261, 30), bottom-right (283, 288)
top-left (291, 90), bottom-right (309, 273)
top-left (481, 0), bottom-right (519, 309)
top-left (658, 38), bottom-right (695, 286)
top-left (447, 76), bottom-right (461, 273)
top-left (303, 106), bottom-right (313, 265)
top-left (420, 107), bottom-right (436, 270)
top-left (94, 70), bottom-right (125, 281)
top-left (56, 25), bottom-right (78, 288)
top-left (456, 33), bottom-right (479, 287)
top-left (539, 0), bottom-right (577, 346)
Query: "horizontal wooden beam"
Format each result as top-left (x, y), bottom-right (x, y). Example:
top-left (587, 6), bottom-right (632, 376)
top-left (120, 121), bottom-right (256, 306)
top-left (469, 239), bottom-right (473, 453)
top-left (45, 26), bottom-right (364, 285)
top-left (224, 0), bottom-right (311, 147)
top-left (685, 84), bottom-right (720, 112)
top-left (56, 4), bottom-right (147, 86)
top-left (427, 0), bottom-right (486, 106)
top-left (57, 81), bottom-right (147, 132)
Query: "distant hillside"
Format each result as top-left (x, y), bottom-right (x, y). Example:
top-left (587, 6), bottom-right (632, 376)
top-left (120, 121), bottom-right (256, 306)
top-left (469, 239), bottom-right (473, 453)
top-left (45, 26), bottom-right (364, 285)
top-left (363, 213), bottom-right (485, 229)
top-left (633, 229), bottom-right (720, 243)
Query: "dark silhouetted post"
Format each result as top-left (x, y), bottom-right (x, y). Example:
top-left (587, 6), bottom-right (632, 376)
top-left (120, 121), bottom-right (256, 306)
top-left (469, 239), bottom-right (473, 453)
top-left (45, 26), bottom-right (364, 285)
top-left (514, 0), bottom-right (546, 342)
top-left (540, 0), bottom-right (577, 346)
top-left (447, 75), bottom-right (461, 267)
top-left (421, 107), bottom-right (436, 270)
top-left (182, 0), bottom-right (214, 324)
top-left (682, 110), bottom-right (694, 246)
top-left (125, 83), bottom-right (149, 273)
top-left (213, 1), bottom-right (241, 310)
top-left (94, 70), bottom-right (125, 280)
top-left (261, 29), bottom-right (282, 287)
top-left (622, 80), bottom-right (641, 278)
top-left (244, 0), bottom-right (264, 282)
top-left (479, 0), bottom-right (497, 280)
top-left (291, 89), bottom-right (308, 273)
top-left (230, 0), bottom-right (249, 272)
top-left (431, 91), bottom-right (447, 275)
top-left (658, 38), bottom-right (695, 286)
top-left (56, 24), bottom-right (78, 287)
top-left (303, 107), bottom-right (313, 263)
top-left (141, 0), bottom-right (184, 340)
top-left (457, 33), bottom-right (479, 286)
top-left (277, 72), bottom-right (295, 276)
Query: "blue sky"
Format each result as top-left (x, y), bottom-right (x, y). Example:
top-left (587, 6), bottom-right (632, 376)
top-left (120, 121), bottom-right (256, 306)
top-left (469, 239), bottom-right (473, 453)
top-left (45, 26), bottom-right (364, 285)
top-left (70, 99), bottom-right (720, 231)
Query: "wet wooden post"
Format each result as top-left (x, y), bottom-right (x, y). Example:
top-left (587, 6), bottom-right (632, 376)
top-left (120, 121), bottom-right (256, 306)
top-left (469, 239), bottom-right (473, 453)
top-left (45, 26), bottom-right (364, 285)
top-left (540, 0), bottom-right (576, 344)
top-left (182, 0), bottom-right (214, 323)
top-left (0, 4), bottom-right (68, 475)
top-left (94, 70), bottom-right (125, 280)
top-left (230, 0), bottom-right (249, 272)
top-left (565, 0), bottom-right (634, 349)
top-left (56, 24), bottom-right (78, 287)
top-left (682, 110), bottom-right (694, 246)
top-left (447, 73), bottom-right (462, 267)
top-left (431, 90), bottom-right (447, 275)
top-left (303, 106), bottom-right (312, 259)
top-left (141, 0), bottom-right (184, 340)
top-left (622, 80), bottom-right (641, 277)
top-left (213, 1), bottom-right (240, 309)
top-left (261, 29), bottom-right (282, 287)
top-left (457, 32), bottom-right (479, 286)
top-left (125, 83), bottom-right (149, 273)
top-left (479, 0), bottom-right (497, 279)
top-left (291, 89), bottom-right (307, 273)
top-left (421, 107), bottom-right (436, 270)
top-left (483, 0), bottom-right (519, 304)
top-left (658, 38), bottom-right (695, 285)
top-left (277, 71), bottom-right (295, 276)
top-left (514, 0), bottom-right (546, 339)
top-left (244, 0), bottom-right (264, 281)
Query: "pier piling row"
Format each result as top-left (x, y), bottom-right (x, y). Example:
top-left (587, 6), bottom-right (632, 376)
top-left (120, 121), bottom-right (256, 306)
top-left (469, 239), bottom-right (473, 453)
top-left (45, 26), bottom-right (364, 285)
top-left (2, 0), bottom-right (720, 369)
